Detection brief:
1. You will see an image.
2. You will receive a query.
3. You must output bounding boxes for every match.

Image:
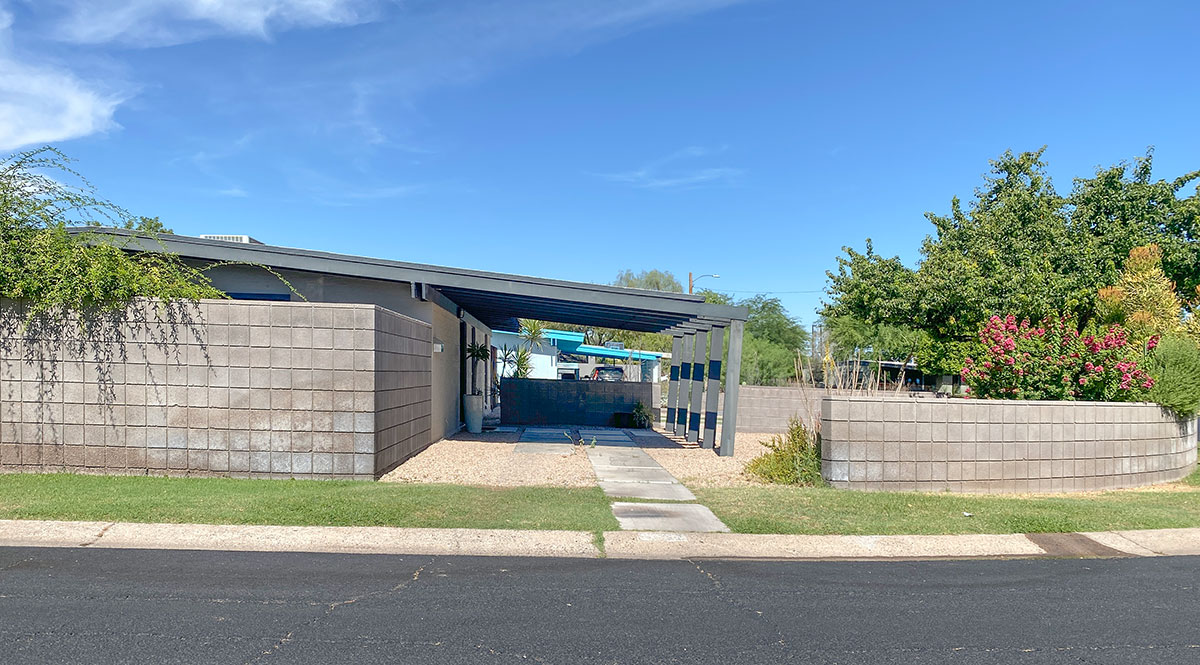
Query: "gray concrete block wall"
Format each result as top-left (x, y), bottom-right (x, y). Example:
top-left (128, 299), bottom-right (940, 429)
top-left (500, 378), bottom-right (657, 427)
top-left (722, 385), bottom-right (826, 433)
top-left (0, 299), bottom-right (432, 480)
top-left (373, 307), bottom-right (433, 475)
top-left (820, 395), bottom-right (1198, 493)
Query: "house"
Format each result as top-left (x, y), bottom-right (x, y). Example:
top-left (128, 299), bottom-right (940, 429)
top-left (490, 328), bottom-right (664, 382)
top-left (0, 229), bottom-right (749, 481)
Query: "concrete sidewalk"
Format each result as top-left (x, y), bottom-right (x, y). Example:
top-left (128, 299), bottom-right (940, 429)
top-left (4, 519), bottom-right (1200, 560)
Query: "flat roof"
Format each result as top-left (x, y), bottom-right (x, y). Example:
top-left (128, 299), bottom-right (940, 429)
top-left (78, 228), bottom-right (747, 333)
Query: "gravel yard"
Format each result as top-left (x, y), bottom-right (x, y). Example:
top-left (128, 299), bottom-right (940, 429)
top-left (381, 432), bottom-right (596, 488)
top-left (643, 432), bottom-right (776, 487)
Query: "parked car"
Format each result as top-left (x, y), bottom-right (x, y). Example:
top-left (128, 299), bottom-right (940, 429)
top-left (588, 366), bottom-right (625, 382)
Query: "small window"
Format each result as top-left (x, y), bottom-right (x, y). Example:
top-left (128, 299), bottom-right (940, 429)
top-left (226, 292), bottom-right (290, 302)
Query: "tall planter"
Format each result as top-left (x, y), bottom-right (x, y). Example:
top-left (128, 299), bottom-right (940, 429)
top-left (464, 394), bottom-right (484, 434)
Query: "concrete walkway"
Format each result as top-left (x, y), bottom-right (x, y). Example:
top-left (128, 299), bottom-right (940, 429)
top-left (5, 520), bottom-right (1200, 560)
top-left (513, 426), bottom-right (576, 454)
top-left (512, 427), bottom-right (728, 532)
top-left (579, 428), bottom-right (697, 501)
top-left (578, 428), bottom-right (729, 533)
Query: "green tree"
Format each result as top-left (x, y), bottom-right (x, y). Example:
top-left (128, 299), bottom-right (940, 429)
top-left (741, 294), bottom-right (808, 352)
top-left (822, 239), bottom-right (915, 324)
top-left (914, 148), bottom-right (1103, 347)
top-left (821, 147), bottom-right (1200, 376)
top-left (613, 269), bottom-right (684, 292)
top-left (1069, 149), bottom-right (1200, 299)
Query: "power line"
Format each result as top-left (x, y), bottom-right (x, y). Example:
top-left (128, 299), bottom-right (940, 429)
top-left (702, 289), bottom-right (825, 294)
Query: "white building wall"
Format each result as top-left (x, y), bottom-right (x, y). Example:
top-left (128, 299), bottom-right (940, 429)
top-left (491, 331), bottom-right (559, 380)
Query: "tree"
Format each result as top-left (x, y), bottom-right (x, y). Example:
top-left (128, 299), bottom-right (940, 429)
top-left (821, 147), bottom-right (1200, 376)
top-left (1097, 244), bottom-right (1184, 346)
top-left (613, 269), bottom-right (684, 292)
top-left (1, 147), bottom-right (221, 321)
top-left (822, 239), bottom-right (915, 324)
top-left (741, 295), bottom-right (808, 352)
top-left (913, 148), bottom-right (1103, 346)
top-left (1068, 149), bottom-right (1200, 299)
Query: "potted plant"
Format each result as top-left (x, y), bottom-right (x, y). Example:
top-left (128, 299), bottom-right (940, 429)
top-left (464, 341), bottom-right (491, 434)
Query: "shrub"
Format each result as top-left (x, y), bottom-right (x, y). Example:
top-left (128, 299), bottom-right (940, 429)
top-left (745, 418), bottom-right (824, 486)
top-left (1145, 336), bottom-right (1200, 418)
top-left (961, 315), bottom-right (1153, 402)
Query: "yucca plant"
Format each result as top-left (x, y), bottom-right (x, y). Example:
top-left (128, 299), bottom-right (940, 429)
top-left (465, 341), bottom-right (491, 395)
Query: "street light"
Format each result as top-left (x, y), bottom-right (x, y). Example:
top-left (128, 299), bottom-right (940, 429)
top-left (688, 272), bottom-right (719, 294)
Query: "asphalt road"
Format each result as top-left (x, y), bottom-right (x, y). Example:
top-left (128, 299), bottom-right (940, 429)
top-left (1, 547), bottom-right (1198, 664)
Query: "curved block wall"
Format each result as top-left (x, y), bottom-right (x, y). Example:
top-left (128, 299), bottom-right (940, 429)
top-left (821, 395), bottom-right (1197, 493)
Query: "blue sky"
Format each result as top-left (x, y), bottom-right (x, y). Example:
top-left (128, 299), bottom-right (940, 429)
top-left (4, 1), bottom-right (1199, 326)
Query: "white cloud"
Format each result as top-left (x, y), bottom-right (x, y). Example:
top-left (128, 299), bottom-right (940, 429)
top-left (599, 146), bottom-right (743, 189)
top-left (3, 0), bottom-right (752, 152)
top-left (216, 186), bottom-right (248, 197)
top-left (0, 7), bottom-right (124, 151)
top-left (32, 0), bottom-right (381, 46)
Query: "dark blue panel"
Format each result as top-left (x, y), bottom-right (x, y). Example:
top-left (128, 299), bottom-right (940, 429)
top-left (226, 292), bottom-right (290, 301)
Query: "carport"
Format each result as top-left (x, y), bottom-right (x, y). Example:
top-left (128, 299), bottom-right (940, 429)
top-left (83, 229), bottom-right (750, 455)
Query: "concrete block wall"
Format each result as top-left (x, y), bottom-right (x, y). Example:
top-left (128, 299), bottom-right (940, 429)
top-left (821, 394), bottom-right (1198, 493)
top-left (373, 307), bottom-right (433, 475)
top-left (501, 378), bottom-right (657, 427)
top-left (0, 299), bottom-right (432, 480)
top-left (716, 385), bottom-right (826, 433)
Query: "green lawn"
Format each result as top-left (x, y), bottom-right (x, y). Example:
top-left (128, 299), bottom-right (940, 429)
top-left (696, 471), bottom-right (1200, 536)
top-left (0, 474), bottom-right (619, 532)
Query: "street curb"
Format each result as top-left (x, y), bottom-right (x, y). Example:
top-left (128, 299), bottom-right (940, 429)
top-left (3, 520), bottom-right (1200, 560)
top-left (0, 520), bottom-right (600, 559)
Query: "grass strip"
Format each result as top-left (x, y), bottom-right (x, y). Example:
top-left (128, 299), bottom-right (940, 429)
top-left (0, 473), bottom-right (619, 532)
top-left (697, 471), bottom-right (1200, 535)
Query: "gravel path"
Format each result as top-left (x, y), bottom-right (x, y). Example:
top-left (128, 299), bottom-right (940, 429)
top-left (380, 432), bottom-right (596, 488)
top-left (643, 432), bottom-right (776, 487)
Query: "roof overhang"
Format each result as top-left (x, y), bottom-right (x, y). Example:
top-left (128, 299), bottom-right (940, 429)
top-left (75, 228), bottom-right (747, 333)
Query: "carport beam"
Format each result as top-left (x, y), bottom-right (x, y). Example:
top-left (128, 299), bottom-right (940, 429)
top-left (686, 328), bottom-right (706, 443)
top-left (665, 335), bottom-right (683, 433)
top-left (718, 319), bottom-right (744, 456)
top-left (702, 325), bottom-right (724, 449)
top-left (675, 333), bottom-right (694, 434)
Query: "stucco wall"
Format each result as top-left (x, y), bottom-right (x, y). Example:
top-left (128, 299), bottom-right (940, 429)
top-left (430, 305), bottom-right (460, 442)
top-left (0, 299), bottom-right (432, 480)
top-left (198, 263), bottom-right (429, 323)
top-left (820, 395), bottom-right (1198, 493)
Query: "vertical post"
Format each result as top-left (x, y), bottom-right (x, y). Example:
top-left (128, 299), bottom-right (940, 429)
top-left (687, 328), bottom-right (707, 443)
top-left (675, 333), bottom-right (694, 434)
top-left (719, 320), bottom-right (745, 457)
top-left (665, 335), bottom-right (683, 432)
top-left (702, 325), bottom-right (724, 449)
